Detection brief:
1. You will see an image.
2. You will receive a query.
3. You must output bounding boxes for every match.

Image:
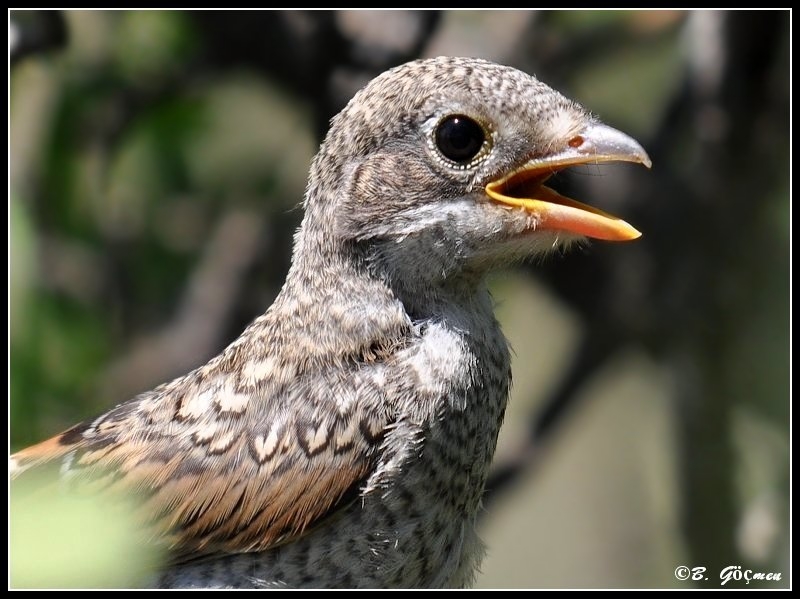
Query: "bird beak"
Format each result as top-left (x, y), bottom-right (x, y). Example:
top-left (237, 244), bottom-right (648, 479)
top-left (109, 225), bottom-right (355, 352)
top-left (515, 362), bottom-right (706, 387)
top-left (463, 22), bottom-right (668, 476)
top-left (485, 122), bottom-right (652, 241)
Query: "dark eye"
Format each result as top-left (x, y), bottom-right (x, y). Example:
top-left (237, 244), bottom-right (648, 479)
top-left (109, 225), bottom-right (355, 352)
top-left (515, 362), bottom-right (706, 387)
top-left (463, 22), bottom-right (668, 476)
top-left (435, 115), bottom-right (485, 164)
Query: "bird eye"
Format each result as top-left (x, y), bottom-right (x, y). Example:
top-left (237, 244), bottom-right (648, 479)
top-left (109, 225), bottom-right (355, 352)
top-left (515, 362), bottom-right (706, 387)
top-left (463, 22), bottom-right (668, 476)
top-left (435, 115), bottom-right (486, 165)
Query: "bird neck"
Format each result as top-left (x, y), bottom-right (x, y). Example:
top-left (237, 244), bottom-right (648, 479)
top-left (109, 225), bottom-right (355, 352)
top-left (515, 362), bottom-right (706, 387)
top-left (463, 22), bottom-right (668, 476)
top-left (290, 209), bottom-right (493, 312)
top-left (253, 214), bottom-right (496, 369)
top-left (242, 223), bottom-right (410, 367)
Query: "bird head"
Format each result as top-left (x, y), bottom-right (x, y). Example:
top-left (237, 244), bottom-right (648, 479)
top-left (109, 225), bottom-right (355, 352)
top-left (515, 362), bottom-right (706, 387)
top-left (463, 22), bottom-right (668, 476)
top-left (301, 56), bottom-right (651, 290)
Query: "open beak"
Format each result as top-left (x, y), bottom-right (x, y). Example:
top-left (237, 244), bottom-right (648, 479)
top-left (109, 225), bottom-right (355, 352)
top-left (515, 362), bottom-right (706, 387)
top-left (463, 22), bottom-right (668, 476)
top-left (485, 122), bottom-right (652, 241)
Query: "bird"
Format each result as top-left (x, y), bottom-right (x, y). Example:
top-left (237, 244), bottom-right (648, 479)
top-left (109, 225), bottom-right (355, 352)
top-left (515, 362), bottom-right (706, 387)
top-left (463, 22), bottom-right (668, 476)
top-left (10, 56), bottom-right (651, 588)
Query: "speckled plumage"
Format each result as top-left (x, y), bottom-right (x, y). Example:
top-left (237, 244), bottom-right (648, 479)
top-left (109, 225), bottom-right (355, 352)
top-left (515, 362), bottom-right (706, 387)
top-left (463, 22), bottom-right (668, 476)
top-left (11, 57), bottom-right (649, 588)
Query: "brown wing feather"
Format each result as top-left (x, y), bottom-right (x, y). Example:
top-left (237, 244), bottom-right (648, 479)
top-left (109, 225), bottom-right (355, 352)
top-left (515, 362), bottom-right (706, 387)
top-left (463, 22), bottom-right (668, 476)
top-left (11, 362), bottom-right (390, 559)
top-left (11, 433), bottom-right (79, 474)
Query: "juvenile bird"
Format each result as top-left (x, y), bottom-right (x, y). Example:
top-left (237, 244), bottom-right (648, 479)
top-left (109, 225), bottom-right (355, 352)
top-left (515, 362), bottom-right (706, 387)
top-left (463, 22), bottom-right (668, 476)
top-left (11, 56), bottom-right (650, 588)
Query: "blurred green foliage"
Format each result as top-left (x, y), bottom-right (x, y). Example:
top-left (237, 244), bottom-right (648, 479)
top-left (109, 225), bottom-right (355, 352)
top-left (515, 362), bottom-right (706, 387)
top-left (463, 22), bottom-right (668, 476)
top-left (11, 470), bottom-right (164, 588)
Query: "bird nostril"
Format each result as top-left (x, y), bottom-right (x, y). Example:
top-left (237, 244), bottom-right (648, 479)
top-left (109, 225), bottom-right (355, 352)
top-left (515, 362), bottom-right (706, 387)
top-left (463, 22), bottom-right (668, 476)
top-left (568, 135), bottom-right (584, 148)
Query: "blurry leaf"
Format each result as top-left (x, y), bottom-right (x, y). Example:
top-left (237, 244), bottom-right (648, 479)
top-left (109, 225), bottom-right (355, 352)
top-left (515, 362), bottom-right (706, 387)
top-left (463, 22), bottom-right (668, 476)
top-left (10, 471), bottom-right (164, 588)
